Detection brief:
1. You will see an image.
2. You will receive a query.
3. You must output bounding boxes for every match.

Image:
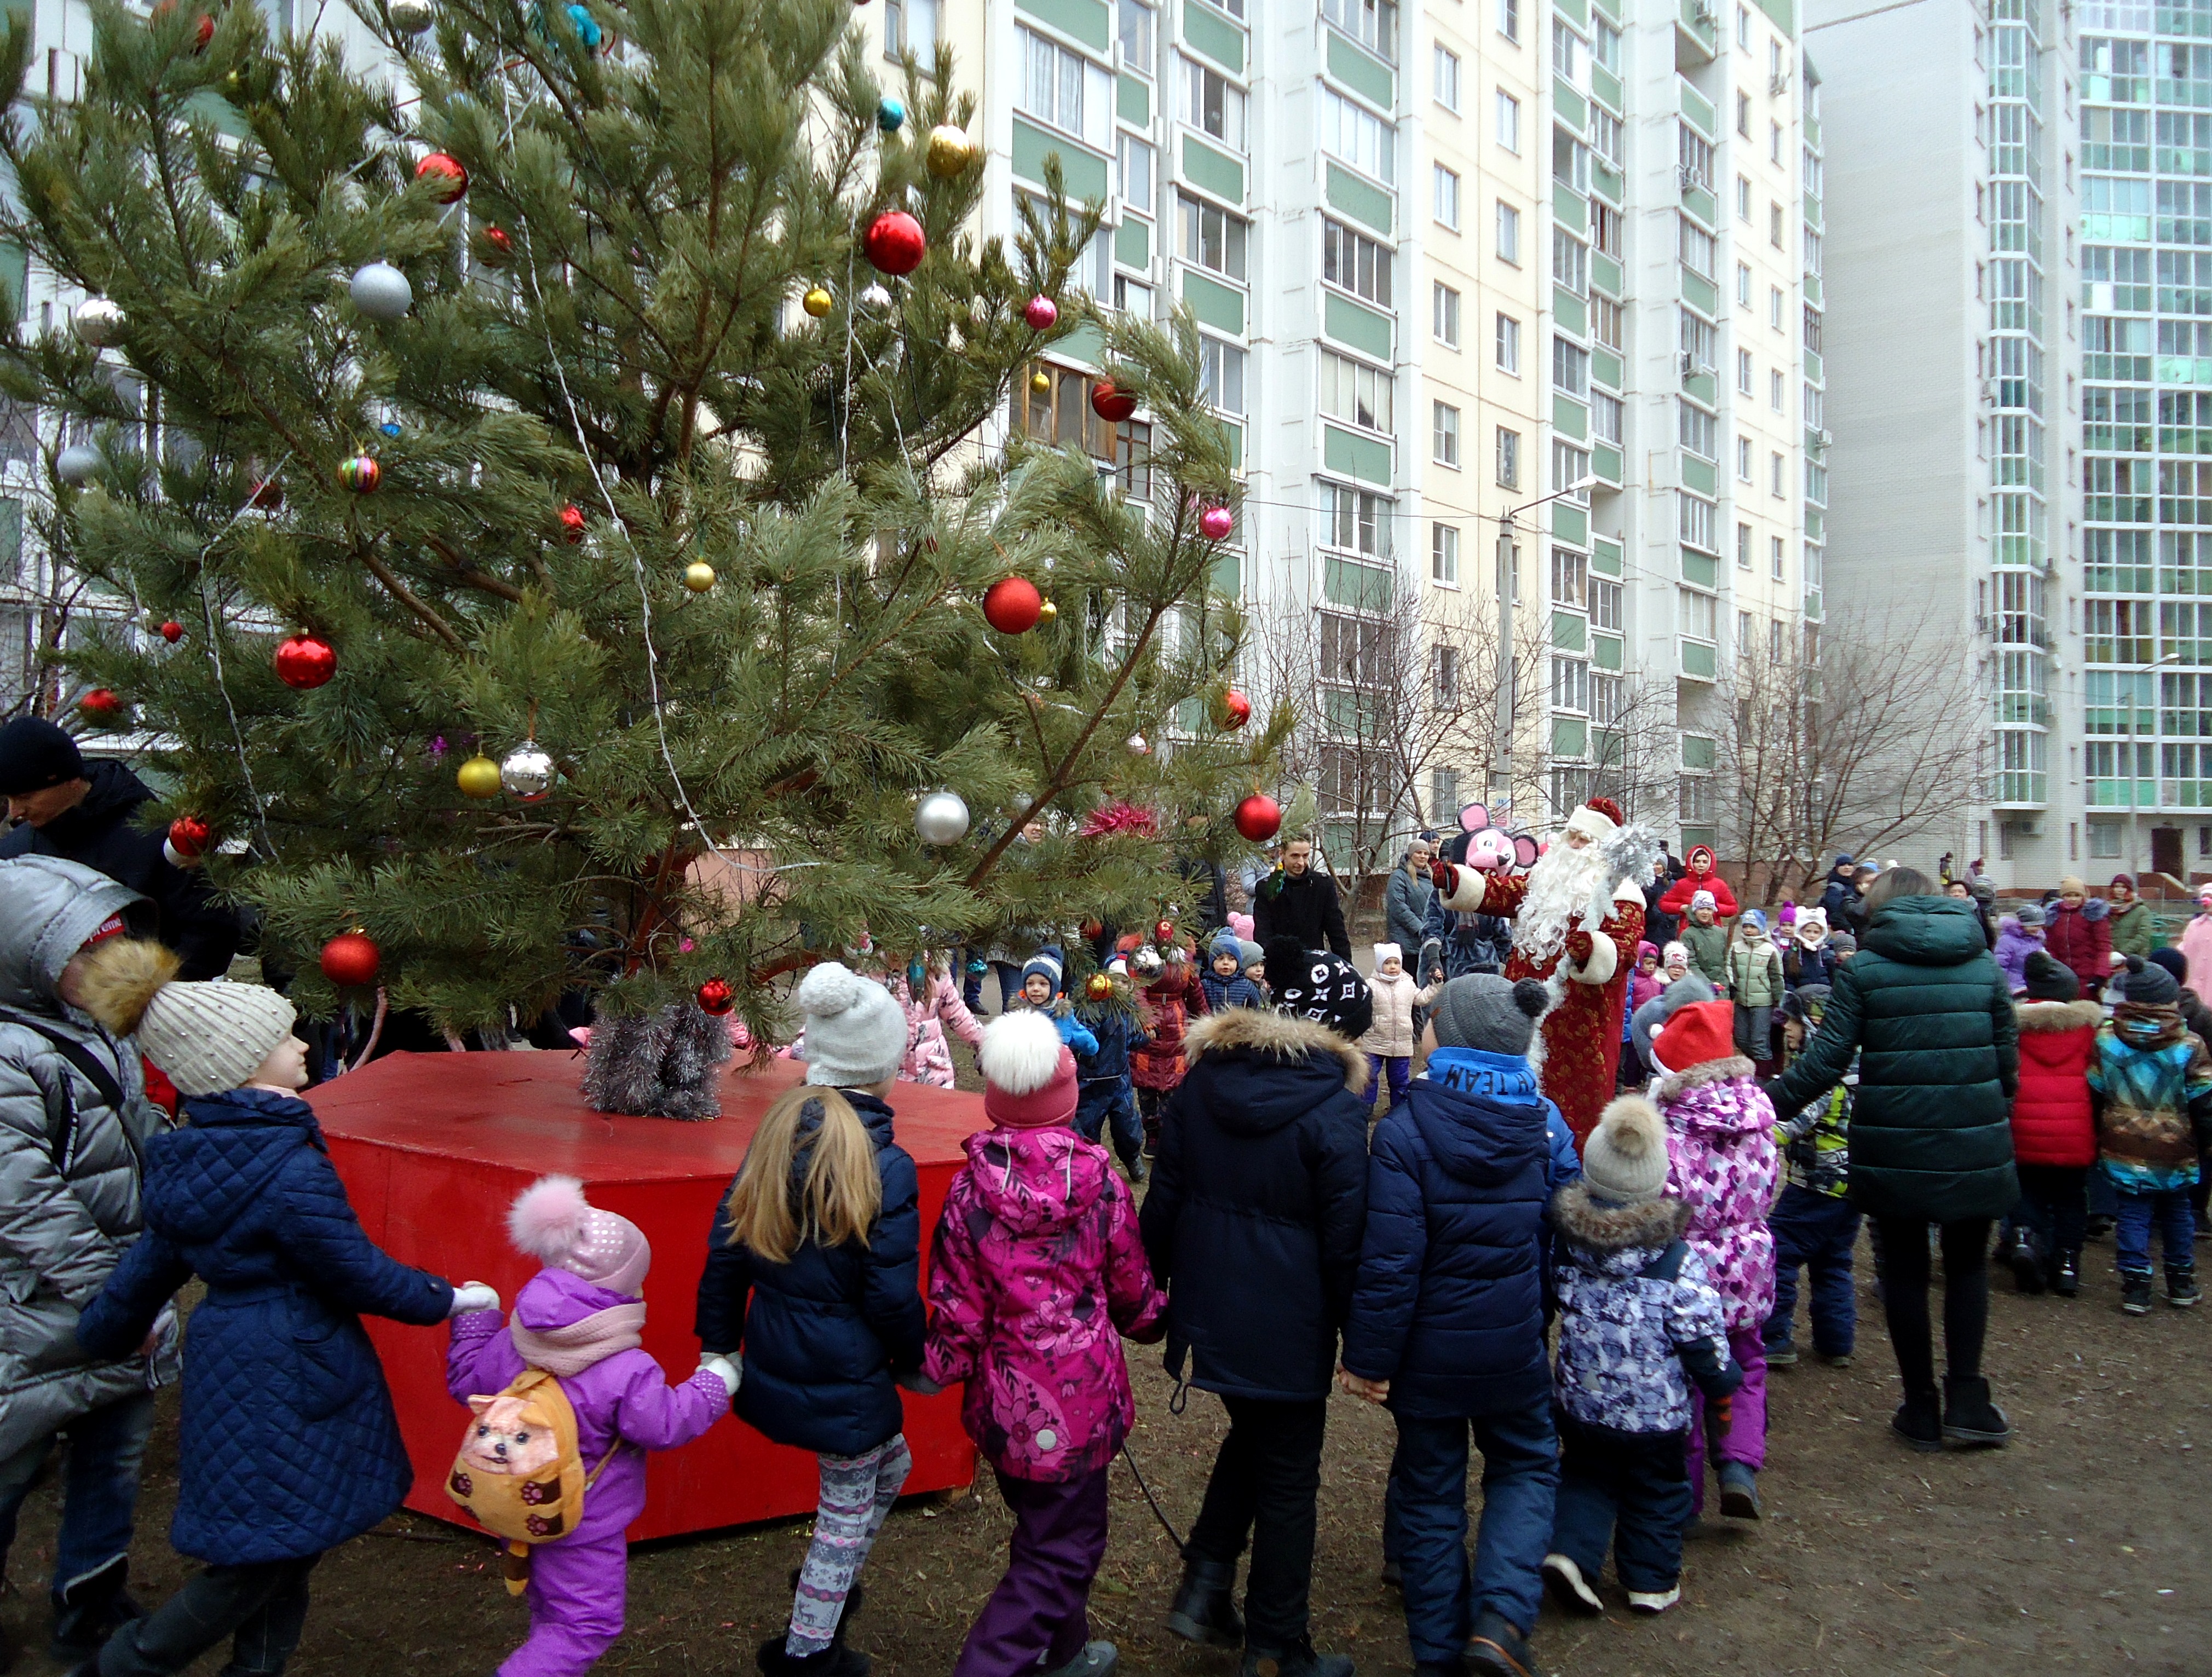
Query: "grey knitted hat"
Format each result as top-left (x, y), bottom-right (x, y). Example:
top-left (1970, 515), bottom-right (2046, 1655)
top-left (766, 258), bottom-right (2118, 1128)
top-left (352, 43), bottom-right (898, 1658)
top-left (76, 939), bottom-right (296, 1097)
top-left (1428, 973), bottom-right (1550, 1057)
top-left (793, 961), bottom-right (909, 1087)
top-left (1582, 1096), bottom-right (1670, 1205)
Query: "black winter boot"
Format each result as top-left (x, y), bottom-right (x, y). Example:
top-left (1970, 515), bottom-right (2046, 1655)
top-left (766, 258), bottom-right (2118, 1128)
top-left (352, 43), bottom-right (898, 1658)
top-left (756, 1636), bottom-right (871, 1677)
top-left (1239, 1636), bottom-right (1354, 1677)
top-left (2122, 1272), bottom-right (2156, 1315)
top-left (1941, 1375), bottom-right (2013, 1447)
top-left (1166, 1555), bottom-right (1244, 1649)
top-left (2167, 1265), bottom-right (2201, 1307)
top-left (2052, 1251), bottom-right (2081, 1298)
top-left (2010, 1232), bottom-right (2046, 1294)
top-left (1465, 1609), bottom-right (1541, 1677)
top-left (49, 1557), bottom-right (142, 1664)
top-left (1891, 1386), bottom-right (1943, 1453)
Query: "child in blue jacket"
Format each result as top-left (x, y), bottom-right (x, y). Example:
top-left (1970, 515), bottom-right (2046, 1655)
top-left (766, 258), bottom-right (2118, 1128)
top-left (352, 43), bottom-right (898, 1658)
top-left (1010, 946), bottom-right (1100, 1057)
top-left (1199, 931), bottom-right (1267, 1012)
top-left (1072, 966), bottom-right (1149, 1182)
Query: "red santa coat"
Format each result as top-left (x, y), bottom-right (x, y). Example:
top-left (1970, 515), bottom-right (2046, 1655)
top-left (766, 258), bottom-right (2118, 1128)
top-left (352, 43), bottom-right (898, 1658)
top-left (1440, 867), bottom-right (1647, 1146)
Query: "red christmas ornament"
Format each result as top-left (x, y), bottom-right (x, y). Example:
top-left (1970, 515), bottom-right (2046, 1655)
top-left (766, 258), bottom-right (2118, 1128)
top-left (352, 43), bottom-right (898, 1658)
top-left (158, 620), bottom-right (184, 643)
top-left (319, 931), bottom-right (381, 986)
top-left (415, 152), bottom-right (469, 203)
top-left (1024, 294), bottom-right (1058, 331)
top-left (274, 633), bottom-right (336, 690)
top-left (1090, 381), bottom-right (1137, 423)
top-left (982, 575), bottom-right (1043, 635)
top-left (163, 815), bottom-right (211, 868)
top-left (249, 475), bottom-right (283, 510)
top-left (479, 226), bottom-right (514, 264)
top-left (1234, 793), bottom-right (1282, 843)
top-left (558, 503), bottom-right (586, 543)
top-left (1216, 688), bottom-right (1253, 730)
top-left (1199, 504), bottom-right (1235, 541)
top-left (1079, 917), bottom-right (1103, 940)
top-left (77, 688), bottom-right (123, 720)
top-left (695, 977), bottom-right (735, 1016)
top-left (1154, 919), bottom-right (1176, 944)
top-left (862, 210), bottom-right (926, 276)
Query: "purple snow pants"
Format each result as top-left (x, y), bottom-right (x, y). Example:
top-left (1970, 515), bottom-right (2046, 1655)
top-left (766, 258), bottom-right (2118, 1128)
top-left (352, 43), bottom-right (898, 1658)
top-left (952, 1467), bottom-right (1111, 1677)
top-left (1685, 1326), bottom-right (1767, 1515)
top-left (499, 1519), bottom-right (628, 1677)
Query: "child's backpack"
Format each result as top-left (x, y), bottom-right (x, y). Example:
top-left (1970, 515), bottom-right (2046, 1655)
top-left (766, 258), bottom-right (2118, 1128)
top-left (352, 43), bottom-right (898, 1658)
top-left (446, 1369), bottom-right (619, 1593)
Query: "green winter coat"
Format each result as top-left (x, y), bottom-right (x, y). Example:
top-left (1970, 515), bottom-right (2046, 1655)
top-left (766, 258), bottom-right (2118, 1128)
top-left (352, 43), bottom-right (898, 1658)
top-left (1681, 919), bottom-right (1731, 995)
top-left (1729, 938), bottom-right (1783, 1008)
top-left (1765, 895), bottom-right (2018, 1223)
top-left (2107, 897), bottom-right (2161, 959)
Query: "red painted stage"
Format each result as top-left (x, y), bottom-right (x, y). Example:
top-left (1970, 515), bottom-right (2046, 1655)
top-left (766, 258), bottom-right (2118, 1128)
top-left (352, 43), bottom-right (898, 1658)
top-left (309, 1051), bottom-right (986, 1541)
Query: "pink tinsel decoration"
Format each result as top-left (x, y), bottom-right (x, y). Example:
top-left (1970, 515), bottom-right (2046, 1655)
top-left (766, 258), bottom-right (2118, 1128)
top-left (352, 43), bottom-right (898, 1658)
top-left (1080, 799), bottom-right (1160, 839)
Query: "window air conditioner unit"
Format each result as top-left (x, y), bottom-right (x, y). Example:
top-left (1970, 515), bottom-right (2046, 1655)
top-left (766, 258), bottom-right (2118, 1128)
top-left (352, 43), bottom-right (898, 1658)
top-left (2007, 817), bottom-right (2044, 838)
top-left (1813, 428), bottom-right (1833, 448)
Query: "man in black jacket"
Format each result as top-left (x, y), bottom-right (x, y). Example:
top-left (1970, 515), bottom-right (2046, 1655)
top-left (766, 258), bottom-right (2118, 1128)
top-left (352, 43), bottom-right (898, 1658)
top-left (1142, 954), bottom-right (1372, 1677)
top-left (0, 718), bottom-right (239, 979)
top-left (1251, 838), bottom-right (1352, 960)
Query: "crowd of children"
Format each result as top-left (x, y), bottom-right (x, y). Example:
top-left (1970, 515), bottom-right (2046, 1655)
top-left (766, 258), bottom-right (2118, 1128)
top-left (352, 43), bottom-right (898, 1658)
top-left (31, 848), bottom-right (2212, 1677)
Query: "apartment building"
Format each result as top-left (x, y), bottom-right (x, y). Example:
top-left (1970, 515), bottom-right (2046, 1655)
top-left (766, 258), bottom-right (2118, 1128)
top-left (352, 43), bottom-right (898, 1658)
top-left (1813, 0), bottom-right (2079, 887)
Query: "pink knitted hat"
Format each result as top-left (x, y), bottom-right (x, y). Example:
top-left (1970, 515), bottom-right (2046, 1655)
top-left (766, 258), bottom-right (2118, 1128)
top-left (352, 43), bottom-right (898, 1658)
top-left (508, 1175), bottom-right (651, 1298)
top-left (978, 1011), bottom-right (1079, 1129)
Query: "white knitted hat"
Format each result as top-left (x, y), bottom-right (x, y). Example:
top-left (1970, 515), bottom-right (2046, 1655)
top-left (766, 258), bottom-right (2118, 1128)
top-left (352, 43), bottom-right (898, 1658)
top-left (77, 940), bottom-right (296, 1096)
top-left (792, 960), bottom-right (908, 1087)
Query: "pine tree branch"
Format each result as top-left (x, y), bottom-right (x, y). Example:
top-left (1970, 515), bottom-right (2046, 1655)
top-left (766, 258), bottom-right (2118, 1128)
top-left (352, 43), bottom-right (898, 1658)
top-left (354, 538), bottom-right (467, 653)
top-left (423, 533), bottom-right (526, 603)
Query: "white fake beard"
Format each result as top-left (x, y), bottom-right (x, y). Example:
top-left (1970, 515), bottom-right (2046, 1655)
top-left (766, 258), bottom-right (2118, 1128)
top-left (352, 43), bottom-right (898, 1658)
top-left (1512, 842), bottom-right (1614, 968)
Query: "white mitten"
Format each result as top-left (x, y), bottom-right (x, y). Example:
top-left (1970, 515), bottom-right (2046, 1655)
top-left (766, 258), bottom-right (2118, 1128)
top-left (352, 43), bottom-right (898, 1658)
top-left (699, 1353), bottom-right (741, 1397)
top-left (448, 1282), bottom-right (500, 1317)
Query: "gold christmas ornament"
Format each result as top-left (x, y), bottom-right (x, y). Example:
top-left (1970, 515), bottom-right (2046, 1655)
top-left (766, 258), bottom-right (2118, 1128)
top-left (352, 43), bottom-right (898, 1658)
top-left (925, 123), bottom-right (973, 178)
top-left (1030, 368), bottom-right (1052, 394)
top-left (802, 286), bottom-right (833, 318)
top-left (683, 561), bottom-right (717, 592)
top-left (1037, 599), bottom-right (1058, 622)
top-left (456, 754), bottom-right (502, 799)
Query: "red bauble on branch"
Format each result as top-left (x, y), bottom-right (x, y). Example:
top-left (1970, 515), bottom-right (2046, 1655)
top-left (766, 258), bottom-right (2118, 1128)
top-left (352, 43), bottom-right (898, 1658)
top-left (1090, 381), bottom-right (1137, 422)
top-left (479, 226), bottom-right (514, 265)
top-left (77, 688), bottom-right (123, 721)
top-left (862, 210), bottom-right (926, 276)
top-left (320, 931), bottom-right (381, 987)
top-left (695, 978), bottom-right (735, 1016)
top-left (1154, 919), bottom-right (1176, 944)
top-left (1023, 294), bottom-right (1058, 331)
top-left (163, 815), bottom-right (210, 868)
top-left (158, 620), bottom-right (184, 643)
top-left (558, 503), bottom-right (586, 543)
top-left (982, 576), bottom-right (1043, 634)
top-left (1234, 793), bottom-right (1282, 843)
top-left (1199, 504), bottom-right (1235, 541)
top-left (415, 152), bottom-right (469, 203)
top-left (1215, 688), bottom-right (1253, 730)
top-left (274, 633), bottom-right (336, 690)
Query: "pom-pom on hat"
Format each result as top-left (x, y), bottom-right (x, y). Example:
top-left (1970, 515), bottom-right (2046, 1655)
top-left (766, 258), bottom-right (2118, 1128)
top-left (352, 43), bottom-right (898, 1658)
top-left (978, 1010), bottom-right (1079, 1129)
top-left (1661, 941), bottom-right (1691, 969)
top-left (75, 938), bottom-right (296, 1097)
top-left (2151, 947), bottom-right (2192, 987)
top-left (509, 1174), bottom-right (650, 1298)
top-left (2022, 950), bottom-right (2079, 1002)
top-left (1582, 1095), bottom-right (1670, 1205)
top-left (2116, 952), bottom-right (2181, 1007)
top-left (1564, 797), bottom-right (1624, 845)
top-left (793, 960), bottom-right (908, 1087)
top-left (1429, 973), bottom-right (1550, 1057)
top-left (1648, 998), bottom-right (1736, 1076)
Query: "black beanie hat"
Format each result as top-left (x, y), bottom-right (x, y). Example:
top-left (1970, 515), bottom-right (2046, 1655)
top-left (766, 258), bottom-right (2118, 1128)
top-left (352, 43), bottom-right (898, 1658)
top-left (0, 716), bottom-right (84, 797)
top-left (2150, 947), bottom-right (2191, 989)
top-left (2021, 950), bottom-right (2078, 1003)
top-left (2116, 952), bottom-right (2181, 1007)
top-left (1268, 942), bottom-right (1373, 1041)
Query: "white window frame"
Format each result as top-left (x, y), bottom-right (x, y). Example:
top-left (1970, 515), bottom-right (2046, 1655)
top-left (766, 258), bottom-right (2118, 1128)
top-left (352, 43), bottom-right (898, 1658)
top-left (1432, 521), bottom-right (1461, 585)
top-left (1433, 281), bottom-right (1461, 347)
top-left (1434, 43), bottom-right (1461, 111)
top-left (1433, 400), bottom-right (1462, 466)
top-left (1495, 88), bottom-right (1521, 152)
top-left (1496, 310), bottom-right (1522, 372)
top-left (1435, 164), bottom-right (1464, 230)
top-left (1495, 197), bottom-right (1518, 260)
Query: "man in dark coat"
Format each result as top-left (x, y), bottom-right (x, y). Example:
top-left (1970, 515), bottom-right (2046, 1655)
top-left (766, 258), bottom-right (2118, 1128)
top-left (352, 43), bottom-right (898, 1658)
top-left (0, 719), bottom-right (239, 979)
top-left (1142, 967), bottom-right (1371, 1677)
top-left (1765, 867), bottom-right (2017, 1453)
top-left (1251, 838), bottom-right (1352, 960)
top-left (1817, 854), bottom-right (1862, 933)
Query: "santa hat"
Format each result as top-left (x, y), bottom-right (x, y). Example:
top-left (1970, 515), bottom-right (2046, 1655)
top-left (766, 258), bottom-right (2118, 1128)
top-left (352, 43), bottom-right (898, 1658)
top-left (1564, 796), bottom-right (1625, 846)
top-left (1648, 998), bottom-right (1735, 1076)
top-left (978, 1011), bottom-right (1079, 1128)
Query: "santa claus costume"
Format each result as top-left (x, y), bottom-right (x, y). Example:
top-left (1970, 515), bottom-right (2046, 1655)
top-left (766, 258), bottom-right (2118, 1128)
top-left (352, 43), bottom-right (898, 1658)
top-left (1431, 797), bottom-right (1658, 1146)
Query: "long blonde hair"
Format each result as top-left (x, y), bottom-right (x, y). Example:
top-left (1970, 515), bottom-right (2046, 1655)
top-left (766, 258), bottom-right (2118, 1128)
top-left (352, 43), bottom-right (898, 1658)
top-left (723, 1086), bottom-right (883, 1263)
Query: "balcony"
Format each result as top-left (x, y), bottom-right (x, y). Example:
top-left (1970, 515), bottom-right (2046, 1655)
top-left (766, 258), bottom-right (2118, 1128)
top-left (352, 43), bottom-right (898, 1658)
top-left (1677, 0), bottom-right (1718, 65)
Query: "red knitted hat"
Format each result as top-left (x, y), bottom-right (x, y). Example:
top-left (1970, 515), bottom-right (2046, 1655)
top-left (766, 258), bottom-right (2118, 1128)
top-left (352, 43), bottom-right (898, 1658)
top-left (978, 1011), bottom-right (1079, 1128)
top-left (1649, 999), bottom-right (1736, 1075)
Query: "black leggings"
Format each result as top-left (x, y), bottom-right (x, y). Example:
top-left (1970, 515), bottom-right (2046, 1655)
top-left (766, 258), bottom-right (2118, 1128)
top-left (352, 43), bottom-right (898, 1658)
top-left (1873, 1218), bottom-right (1992, 1393)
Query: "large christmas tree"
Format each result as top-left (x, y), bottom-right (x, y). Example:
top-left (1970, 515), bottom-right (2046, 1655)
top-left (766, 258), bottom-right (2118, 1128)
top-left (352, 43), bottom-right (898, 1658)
top-left (0, 0), bottom-right (1277, 1048)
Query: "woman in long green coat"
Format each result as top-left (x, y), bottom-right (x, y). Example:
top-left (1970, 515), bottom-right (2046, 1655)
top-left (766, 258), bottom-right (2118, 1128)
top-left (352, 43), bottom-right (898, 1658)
top-left (1766, 867), bottom-right (2018, 1454)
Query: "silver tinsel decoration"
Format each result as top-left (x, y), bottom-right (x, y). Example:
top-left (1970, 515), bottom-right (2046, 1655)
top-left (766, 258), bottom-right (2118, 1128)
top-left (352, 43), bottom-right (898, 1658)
top-left (581, 1000), bottom-right (733, 1120)
top-left (349, 261), bottom-right (413, 321)
top-left (500, 740), bottom-right (555, 802)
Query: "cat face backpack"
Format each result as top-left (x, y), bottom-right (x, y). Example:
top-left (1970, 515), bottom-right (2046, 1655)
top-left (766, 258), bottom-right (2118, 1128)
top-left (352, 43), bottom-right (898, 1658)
top-left (446, 1369), bottom-right (618, 1592)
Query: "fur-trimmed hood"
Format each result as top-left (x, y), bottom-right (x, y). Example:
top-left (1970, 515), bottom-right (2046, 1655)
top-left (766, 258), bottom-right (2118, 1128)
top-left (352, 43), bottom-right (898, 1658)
top-left (1185, 1004), bottom-right (1369, 1095)
top-left (1550, 1180), bottom-right (1691, 1259)
top-left (2014, 998), bottom-right (2105, 1034)
top-left (1656, 1054), bottom-right (1758, 1103)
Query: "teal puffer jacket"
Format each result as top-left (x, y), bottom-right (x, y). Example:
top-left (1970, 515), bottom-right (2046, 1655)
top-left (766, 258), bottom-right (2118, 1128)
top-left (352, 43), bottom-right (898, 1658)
top-left (1765, 895), bottom-right (2018, 1222)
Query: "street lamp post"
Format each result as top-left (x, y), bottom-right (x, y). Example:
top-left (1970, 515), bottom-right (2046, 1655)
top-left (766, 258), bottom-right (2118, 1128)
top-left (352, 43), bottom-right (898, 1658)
top-left (1495, 476), bottom-right (1598, 784)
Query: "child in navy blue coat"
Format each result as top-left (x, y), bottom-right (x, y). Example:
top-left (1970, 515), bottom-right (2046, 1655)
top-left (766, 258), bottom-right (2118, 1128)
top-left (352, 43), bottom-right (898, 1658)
top-left (1072, 967), bottom-right (1150, 1183)
top-left (1339, 975), bottom-right (1559, 1677)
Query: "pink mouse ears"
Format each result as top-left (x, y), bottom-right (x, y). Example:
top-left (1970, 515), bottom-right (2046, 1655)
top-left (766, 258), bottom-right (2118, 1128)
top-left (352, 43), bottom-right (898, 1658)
top-left (1458, 801), bottom-right (1493, 833)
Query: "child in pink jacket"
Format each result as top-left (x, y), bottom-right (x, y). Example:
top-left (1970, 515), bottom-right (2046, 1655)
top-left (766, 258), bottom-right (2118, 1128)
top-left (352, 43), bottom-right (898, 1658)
top-left (448, 1178), bottom-right (736, 1677)
top-left (887, 957), bottom-right (984, 1087)
top-left (925, 1012), bottom-right (1167, 1677)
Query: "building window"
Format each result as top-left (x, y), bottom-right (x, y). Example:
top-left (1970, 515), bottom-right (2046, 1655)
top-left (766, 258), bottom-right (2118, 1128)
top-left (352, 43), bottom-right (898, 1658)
top-left (1320, 349), bottom-right (1393, 432)
top-left (1495, 426), bottom-right (1520, 488)
top-left (1678, 215), bottom-right (1716, 280)
top-left (1432, 521), bottom-right (1461, 584)
top-left (1324, 88), bottom-right (1394, 179)
top-left (1495, 88), bottom-right (1521, 152)
top-left (1736, 608), bottom-right (1753, 653)
top-left (1197, 336), bottom-right (1246, 414)
top-left (1494, 198), bottom-right (1518, 260)
top-left (1736, 436), bottom-right (1753, 481)
top-left (1552, 545), bottom-right (1588, 607)
top-left (1434, 644), bottom-right (1461, 702)
top-left (1770, 200), bottom-right (1784, 247)
top-left (1678, 122), bottom-right (1713, 189)
top-left (1771, 451), bottom-right (1786, 497)
top-left (1592, 390), bottom-right (1622, 445)
top-left (1435, 165), bottom-right (1463, 230)
top-left (1592, 671), bottom-right (1625, 725)
top-left (1554, 127), bottom-right (1591, 194)
top-left (1496, 311), bottom-right (1522, 372)
top-left (1737, 261), bottom-right (1752, 307)
top-left (1736, 89), bottom-right (1751, 135)
top-left (1594, 16), bottom-right (1621, 72)
top-left (1681, 306), bottom-right (1718, 371)
top-left (1591, 577), bottom-right (1623, 631)
top-left (1433, 281), bottom-right (1461, 346)
top-left (1770, 285), bottom-right (1784, 330)
top-left (1736, 174), bottom-right (1752, 222)
top-left (1322, 218), bottom-right (1392, 305)
top-left (1552, 16), bottom-right (1581, 81)
top-left (1117, 0), bottom-right (1155, 71)
top-left (1679, 586), bottom-right (1719, 642)
top-left (1736, 3), bottom-right (1751, 47)
top-left (1554, 229), bottom-right (1589, 296)
top-left (1552, 655), bottom-right (1590, 714)
top-left (1679, 491), bottom-right (1718, 552)
top-left (1771, 535), bottom-right (1785, 580)
top-left (1497, 0), bottom-right (1518, 43)
top-left (1432, 767), bottom-right (1461, 819)
top-left (1737, 348), bottom-right (1755, 394)
top-left (1553, 439), bottom-right (1591, 498)
top-left (1678, 399), bottom-right (1716, 459)
top-left (1434, 43), bottom-right (1461, 110)
top-left (1321, 482), bottom-right (1393, 558)
top-left (1771, 368), bottom-right (1787, 412)
top-left (1433, 401), bottom-right (1461, 465)
top-left (1323, 0), bottom-right (1399, 60)
top-left (1178, 56), bottom-right (1248, 150)
top-left (1552, 336), bottom-right (1590, 399)
top-left (1178, 192), bottom-right (1249, 280)
top-left (885, 0), bottom-right (940, 61)
top-left (1803, 303), bottom-right (1824, 353)
top-left (1590, 105), bottom-right (1623, 169)
top-left (1019, 27), bottom-right (1108, 147)
top-left (1771, 119), bottom-right (1783, 165)
top-left (1593, 201), bottom-right (1623, 258)
top-left (1736, 520), bottom-right (1753, 569)
top-left (1115, 132), bottom-right (1156, 211)
top-left (1592, 295), bottom-right (1623, 349)
top-left (1113, 274), bottom-right (1152, 316)
top-left (2089, 820), bottom-right (2123, 860)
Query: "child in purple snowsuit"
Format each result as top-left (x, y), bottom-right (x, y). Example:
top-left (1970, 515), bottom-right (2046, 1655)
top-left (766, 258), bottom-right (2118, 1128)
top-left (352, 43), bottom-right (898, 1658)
top-left (1641, 997), bottom-right (1778, 1523)
top-left (448, 1177), bottom-right (736, 1677)
top-left (925, 1011), bottom-right (1167, 1677)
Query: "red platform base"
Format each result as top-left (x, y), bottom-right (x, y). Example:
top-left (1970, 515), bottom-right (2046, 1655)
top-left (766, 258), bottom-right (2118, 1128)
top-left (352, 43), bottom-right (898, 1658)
top-left (309, 1051), bottom-right (985, 1541)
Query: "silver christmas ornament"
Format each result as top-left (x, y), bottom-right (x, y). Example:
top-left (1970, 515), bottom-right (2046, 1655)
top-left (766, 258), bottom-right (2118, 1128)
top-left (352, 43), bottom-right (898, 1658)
top-left (349, 261), bottom-right (413, 321)
top-left (72, 298), bottom-right (125, 348)
top-left (914, 790), bottom-right (971, 845)
top-left (388, 0), bottom-right (433, 30)
top-left (499, 740), bottom-right (555, 802)
top-left (55, 445), bottom-right (98, 486)
top-left (860, 283), bottom-right (892, 309)
top-left (1124, 733), bottom-right (1149, 756)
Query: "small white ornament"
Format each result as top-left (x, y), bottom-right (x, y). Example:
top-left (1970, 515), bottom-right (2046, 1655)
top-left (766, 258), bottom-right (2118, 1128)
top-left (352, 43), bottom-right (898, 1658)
top-left (1124, 733), bottom-right (1149, 756)
top-left (499, 740), bottom-right (555, 802)
top-left (55, 444), bottom-right (98, 486)
top-left (914, 789), bottom-right (971, 845)
top-left (387, 0), bottom-right (433, 31)
top-left (349, 261), bottom-right (413, 321)
top-left (72, 298), bottom-right (125, 348)
top-left (860, 283), bottom-right (892, 310)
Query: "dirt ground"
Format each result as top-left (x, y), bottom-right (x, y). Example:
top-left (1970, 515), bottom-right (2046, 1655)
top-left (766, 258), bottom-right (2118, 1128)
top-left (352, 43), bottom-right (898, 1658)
top-left (2, 1223), bottom-right (2205, 1677)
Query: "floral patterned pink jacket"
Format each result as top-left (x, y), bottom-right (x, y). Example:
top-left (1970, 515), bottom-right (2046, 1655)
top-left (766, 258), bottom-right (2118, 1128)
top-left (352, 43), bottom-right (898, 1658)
top-left (1656, 1059), bottom-right (1781, 1333)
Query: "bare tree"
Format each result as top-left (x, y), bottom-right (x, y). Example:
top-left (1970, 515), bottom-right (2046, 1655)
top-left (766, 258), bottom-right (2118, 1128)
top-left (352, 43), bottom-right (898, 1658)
top-left (1718, 607), bottom-right (1983, 903)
